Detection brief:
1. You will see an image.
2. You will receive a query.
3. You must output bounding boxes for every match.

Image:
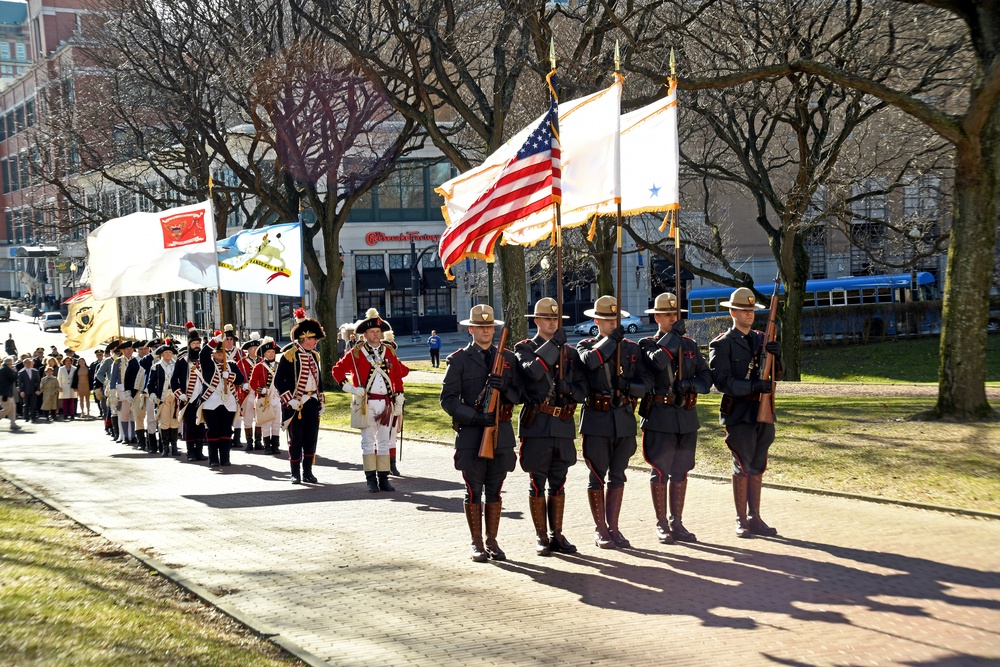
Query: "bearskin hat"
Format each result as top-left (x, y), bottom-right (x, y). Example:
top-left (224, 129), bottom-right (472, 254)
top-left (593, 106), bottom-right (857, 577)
top-left (224, 323), bottom-right (237, 340)
top-left (186, 321), bottom-right (201, 344)
top-left (289, 307), bottom-right (326, 341)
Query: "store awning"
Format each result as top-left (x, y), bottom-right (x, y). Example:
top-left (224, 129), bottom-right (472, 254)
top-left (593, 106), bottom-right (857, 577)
top-left (355, 270), bottom-right (390, 293)
top-left (422, 267), bottom-right (453, 289)
top-left (389, 269), bottom-right (413, 291)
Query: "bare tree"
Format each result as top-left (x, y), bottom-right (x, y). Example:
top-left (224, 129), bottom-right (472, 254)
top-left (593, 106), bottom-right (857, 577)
top-left (30, 0), bottom-right (418, 362)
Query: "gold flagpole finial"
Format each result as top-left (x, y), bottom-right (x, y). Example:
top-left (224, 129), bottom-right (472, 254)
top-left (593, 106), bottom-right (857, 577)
top-left (669, 47), bottom-right (676, 77)
top-left (549, 37), bottom-right (556, 70)
top-left (614, 40), bottom-right (621, 73)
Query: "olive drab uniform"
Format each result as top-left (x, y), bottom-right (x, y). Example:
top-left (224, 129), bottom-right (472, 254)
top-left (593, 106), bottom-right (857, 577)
top-left (441, 307), bottom-right (522, 562)
top-left (708, 287), bottom-right (784, 538)
top-left (576, 296), bottom-right (653, 550)
top-left (514, 297), bottom-right (588, 556)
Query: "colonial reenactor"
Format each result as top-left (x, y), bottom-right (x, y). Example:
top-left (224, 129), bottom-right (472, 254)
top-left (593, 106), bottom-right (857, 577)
top-left (381, 327), bottom-right (402, 477)
top-left (331, 308), bottom-right (408, 492)
top-left (198, 330), bottom-right (245, 468)
top-left (238, 333), bottom-right (261, 452)
top-left (275, 309), bottom-right (326, 484)
top-left (133, 340), bottom-right (155, 453)
top-left (576, 296), bottom-right (653, 549)
top-left (89, 348), bottom-right (106, 424)
top-left (171, 322), bottom-right (208, 462)
top-left (249, 337), bottom-right (282, 456)
top-left (440, 305), bottom-right (521, 562)
top-left (639, 292), bottom-right (713, 543)
top-left (110, 340), bottom-right (139, 444)
top-left (514, 297), bottom-right (588, 556)
top-left (96, 342), bottom-right (118, 439)
top-left (221, 324), bottom-right (249, 451)
top-left (147, 341), bottom-right (180, 457)
top-left (708, 287), bottom-right (783, 538)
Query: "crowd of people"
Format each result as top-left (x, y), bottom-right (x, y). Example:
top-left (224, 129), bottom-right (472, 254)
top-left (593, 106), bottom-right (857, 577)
top-left (3, 286), bottom-right (784, 563)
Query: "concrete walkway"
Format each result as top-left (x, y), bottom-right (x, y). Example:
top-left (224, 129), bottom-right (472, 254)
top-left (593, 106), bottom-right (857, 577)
top-left (2, 419), bottom-right (999, 666)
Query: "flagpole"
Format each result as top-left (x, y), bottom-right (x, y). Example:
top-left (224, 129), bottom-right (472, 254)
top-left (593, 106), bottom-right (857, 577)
top-left (668, 48), bottom-right (686, 394)
top-left (614, 41), bottom-right (624, 375)
top-left (209, 175), bottom-right (224, 330)
top-left (549, 41), bottom-right (566, 385)
top-left (298, 202), bottom-right (305, 312)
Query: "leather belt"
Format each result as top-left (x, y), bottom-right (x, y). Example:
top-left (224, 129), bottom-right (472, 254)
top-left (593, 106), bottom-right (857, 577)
top-left (537, 401), bottom-right (576, 420)
top-left (498, 403), bottom-right (513, 423)
top-left (651, 393), bottom-right (676, 405)
top-left (587, 394), bottom-right (612, 412)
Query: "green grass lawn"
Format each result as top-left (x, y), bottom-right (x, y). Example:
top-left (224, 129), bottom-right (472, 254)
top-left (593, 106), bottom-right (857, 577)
top-left (0, 481), bottom-right (300, 667)
top-left (323, 382), bottom-right (1000, 513)
top-left (800, 334), bottom-right (1000, 383)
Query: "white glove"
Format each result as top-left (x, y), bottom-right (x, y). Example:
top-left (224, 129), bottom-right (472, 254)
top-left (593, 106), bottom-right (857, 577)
top-left (213, 333), bottom-right (224, 345)
top-left (222, 371), bottom-right (230, 379)
top-left (242, 383), bottom-right (250, 391)
top-left (177, 393), bottom-right (187, 402)
top-left (288, 398), bottom-right (302, 410)
top-left (345, 383), bottom-right (365, 397)
top-left (318, 402), bottom-right (326, 416)
top-left (394, 394), bottom-right (405, 408)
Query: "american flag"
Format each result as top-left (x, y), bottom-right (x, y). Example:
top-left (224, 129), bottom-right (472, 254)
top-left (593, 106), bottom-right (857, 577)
top-left (439, 86), bottom-right (561, 277)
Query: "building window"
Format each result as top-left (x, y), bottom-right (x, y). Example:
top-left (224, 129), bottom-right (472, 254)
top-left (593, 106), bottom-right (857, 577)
top-left (804, 226), bottom-right (827, 279)
top-left (25, 99), bottom-right (34, 127)
top-left (0, 43), bottom-right (9, 60)
top-left (388, 253), bottom-right (411, 269)
top-left (357, 291), bottom-right (384, 321)
top-left (15, 43), bottom-right (25, 61)
top-left (904, 174), bottom-right (940, 222)
top-left (390, 291), bottom-right (413, 319)
top-left (8, 154), bottom-right (17, 191)
top-left (14, 105), bottom-right (24, 131)
top-left (347, 161), bottom-right (454, 222)
top-left (5, 112), bottom-right (13, 138)
top-left (355, 254), bottom-right (384, 271)
top-left (423, 289), bottom-right (451, 316)
top-left (1, 160), bottom-right (8, 194)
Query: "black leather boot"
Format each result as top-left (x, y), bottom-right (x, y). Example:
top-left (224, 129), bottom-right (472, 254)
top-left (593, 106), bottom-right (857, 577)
top-left (303, 455), bottom-right (318, 483)
top-left (365, 471), bottom-right (379, 493)
top-left (254, 427), bottom-right (263, 450)
top-left (219, 440), bottom-right (232, 466)
top-left (136, 431), bottom-right (147, 451)
top-left (208, 442), bottom-right (220, 467)
top-left (390, 455), bottom-right (401, 476)
top-left (377, 471), bottom-right (395, 492)
top-left (244, 428), bottom-right (254, 453)
top-left (290, 459), bottom-right (301, 484)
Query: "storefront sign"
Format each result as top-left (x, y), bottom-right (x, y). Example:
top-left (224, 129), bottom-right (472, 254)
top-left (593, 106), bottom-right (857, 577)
top-left (364, 231), bottom-right (441, 246)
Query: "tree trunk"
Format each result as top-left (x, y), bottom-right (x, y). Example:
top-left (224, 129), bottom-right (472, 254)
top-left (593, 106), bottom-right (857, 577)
top-left (497, 244), bottom-right (527, 343)
top-left (777, 231), bottom-right (810, 382)
top-left (935, 110), bottom-right (999, 420)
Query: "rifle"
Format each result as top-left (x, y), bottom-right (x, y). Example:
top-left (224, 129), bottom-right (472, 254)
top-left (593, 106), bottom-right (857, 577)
top-left (477, 327), bottom-right (509, 460)
top-left (757, 277), bottom-right (781, 424)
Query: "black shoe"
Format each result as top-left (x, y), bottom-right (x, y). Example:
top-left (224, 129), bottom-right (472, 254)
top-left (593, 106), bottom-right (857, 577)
top-left (365, 472), bottom-right (379, 493)
top-left (291, 475), bottom-right (302, 485)
top-left (303, 473), bottom-right (318, 483)
top-left (377, 472), bottom-right (395, 492)
top-left (390, 462), bottom-right (401, 476)
top-left (548, 534), bottom-right (577, 554)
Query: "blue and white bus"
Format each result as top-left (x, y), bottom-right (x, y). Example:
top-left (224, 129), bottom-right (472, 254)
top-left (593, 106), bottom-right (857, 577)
top-left (686, 272), bottom-right (940, 338)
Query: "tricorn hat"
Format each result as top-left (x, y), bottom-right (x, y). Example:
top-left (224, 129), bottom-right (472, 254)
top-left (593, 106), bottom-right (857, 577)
top-left (257, 336), bottom-right (279, 356)
top-left (584, 295), bottom-right (629, 321)
top-left (104, 342), bottom-right (118, 355)
top-left (241, 332), bottom-right (261, 351)
top-left (460, 304), bottom-right (504, 327)
top-left (154, 342), bottom-right (178, 356)
top-left (644, 292), bottom-right (688, 315)
top-left (528, 297), bottom-right (568, 320)
top-left (354, 307), bottom-right (386, 336)
top-left (720, 287), bottom-right (766, 311)
top-left (118, 340), bottom-right (134, 350)
top-left (185, 321), bottom-right (201, 344)
top-left (290, 307), bottom-right (326, 340)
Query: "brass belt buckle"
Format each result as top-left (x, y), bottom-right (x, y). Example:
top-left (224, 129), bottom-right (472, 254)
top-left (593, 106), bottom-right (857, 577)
top-left (551, 406), bottom-right (562, 417)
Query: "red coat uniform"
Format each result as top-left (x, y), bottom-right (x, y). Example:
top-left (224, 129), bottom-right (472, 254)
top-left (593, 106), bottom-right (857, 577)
top-left (330, 342), bottom-right (409, 394)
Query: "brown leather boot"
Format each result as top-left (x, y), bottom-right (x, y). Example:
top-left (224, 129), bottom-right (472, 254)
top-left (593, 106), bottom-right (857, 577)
top-left (547, 494), bottom-right (577, 553)
top-left (464, 503), bottom-right (488, 562)
top-left (528, 496), bottom-right (551, 556)
top-left (605, 486), bottom-right (630, 548)
top-left (484, 501), bottom-right (506, 560)
top-left (733, 474), bottom-right (752, 538)
top-left (244, 428), bottom-right (253, 453)
top-left (650, 482), bottom-right (674, 544)
top-left (668, 480), bottom-right (697, 542)
top-left (587, 489), bottom-right (615, 549)
top-left (747, 474), bottom-right (778, 536)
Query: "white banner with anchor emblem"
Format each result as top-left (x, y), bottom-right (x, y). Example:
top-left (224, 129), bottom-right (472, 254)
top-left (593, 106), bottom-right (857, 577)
top-left (216, 222), bottom-right (304, 297)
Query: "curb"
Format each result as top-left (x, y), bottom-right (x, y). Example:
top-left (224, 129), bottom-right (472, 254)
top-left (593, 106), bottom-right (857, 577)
top-left (0, 471), bottom-right (328, 667)
top-left (320, 426), bottom-right (1000, 522)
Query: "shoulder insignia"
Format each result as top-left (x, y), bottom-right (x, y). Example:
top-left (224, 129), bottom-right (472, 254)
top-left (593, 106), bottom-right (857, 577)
top-left (710, 332), bottom-right (727, 343)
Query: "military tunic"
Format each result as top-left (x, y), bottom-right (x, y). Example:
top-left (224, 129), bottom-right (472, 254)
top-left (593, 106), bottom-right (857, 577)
top-left (440, 342), bottom-right (521, 503)
top-left (638, 333), bottom-right (713, 483)
top-left (577, 336), bottom-right (652, 489)
top-left (514, 334), bottom-right (588, 497)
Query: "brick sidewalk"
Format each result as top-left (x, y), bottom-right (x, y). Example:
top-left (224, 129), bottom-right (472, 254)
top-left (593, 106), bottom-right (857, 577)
top-left (2, 420), bottom-right (999, 666)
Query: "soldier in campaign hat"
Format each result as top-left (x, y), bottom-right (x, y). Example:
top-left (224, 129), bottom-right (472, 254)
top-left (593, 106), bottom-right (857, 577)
top-left (639, 292), bottom-right (713, 544)
top-left (275, 309), bottom-right (327, 484)
top-left (576, 296), bottom-right (653, 549)
top-left (331, 308), bottom-right (409, 491)
top-left (441, 304), bottom-right (521, 561)
top-left (514, 297), bottom-right (588, 556)
top-left (709, 287), bottom-right (783, 538)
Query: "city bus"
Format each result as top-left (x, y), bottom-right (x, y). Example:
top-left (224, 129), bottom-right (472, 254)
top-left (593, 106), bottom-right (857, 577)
top-left (686, 272), bottom-right (940, 339)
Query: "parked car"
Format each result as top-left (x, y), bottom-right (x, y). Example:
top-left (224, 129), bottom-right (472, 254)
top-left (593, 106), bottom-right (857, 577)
top-left (573, 314), bottom-right (644, 337)
top-left (0, 303), bottom-right (9, 321)
top-left (39, 311), bottom-right (65, 332)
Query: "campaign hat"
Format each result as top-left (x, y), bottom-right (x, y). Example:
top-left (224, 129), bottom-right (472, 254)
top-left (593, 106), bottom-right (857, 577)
top-left (460, 304), bottom-right (504, 327)
top-left (644, 292), bottom-right (687, 315)
top-left (583, 295), bottom-right (629, 321)
top-left (720, 287), bottom-right (766, 311)
top-left (528, 297), bottom-right (568, 319)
